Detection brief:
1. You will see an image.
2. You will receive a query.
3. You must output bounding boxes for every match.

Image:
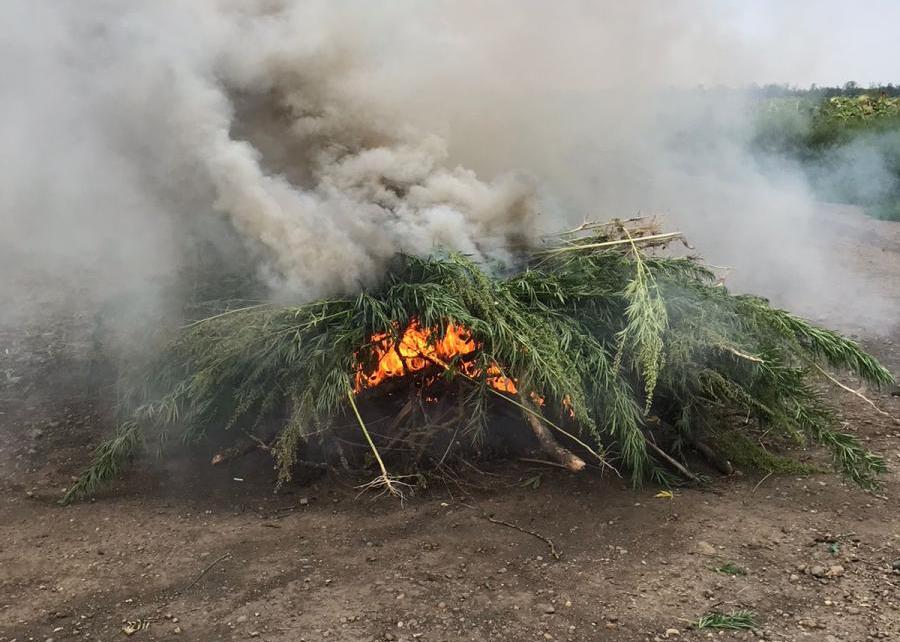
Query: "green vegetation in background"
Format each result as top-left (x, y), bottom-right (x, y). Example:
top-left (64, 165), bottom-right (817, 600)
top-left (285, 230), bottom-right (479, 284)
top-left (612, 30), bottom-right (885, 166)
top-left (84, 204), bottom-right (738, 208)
top-left (753, 87), bottom-right (900, 221)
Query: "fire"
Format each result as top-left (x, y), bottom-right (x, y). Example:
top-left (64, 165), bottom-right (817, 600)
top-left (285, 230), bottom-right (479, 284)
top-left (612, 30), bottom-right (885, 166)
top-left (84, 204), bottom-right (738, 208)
top-left (354, 319), bottom-right (518, 394)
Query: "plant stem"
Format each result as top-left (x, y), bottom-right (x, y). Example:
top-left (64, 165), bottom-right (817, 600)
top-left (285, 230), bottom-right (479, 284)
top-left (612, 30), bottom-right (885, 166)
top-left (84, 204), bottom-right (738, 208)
top-left (346, 389), bottom-right (390, 480)
top-left (812, 363), bottom-right (897, 424)
top-left (535, 232), bottom-right (681, 255)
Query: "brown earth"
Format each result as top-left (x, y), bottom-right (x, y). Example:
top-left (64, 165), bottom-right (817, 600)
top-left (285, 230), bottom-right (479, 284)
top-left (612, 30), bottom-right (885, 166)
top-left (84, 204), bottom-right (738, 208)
top-left (1, 208), bottom-right (899, 642)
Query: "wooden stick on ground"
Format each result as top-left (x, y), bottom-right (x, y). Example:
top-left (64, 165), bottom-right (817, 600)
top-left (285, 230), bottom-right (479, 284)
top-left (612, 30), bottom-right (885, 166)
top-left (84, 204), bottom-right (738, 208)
top-left (484, 514), bottom-right (561, 560)
top-left (179, 552), bottom-right (232, 593)
top-left (460, 502), bottom-right (561, 560)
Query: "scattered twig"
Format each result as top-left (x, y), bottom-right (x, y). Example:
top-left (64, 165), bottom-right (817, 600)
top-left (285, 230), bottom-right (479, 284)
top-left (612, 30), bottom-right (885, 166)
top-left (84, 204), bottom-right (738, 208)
top-left (750, 472), bottom-right (773, 495)
top-left (484, 515), bottom-right (561, 560)
top-left (460, 502), bottom-right (561, 560)
top-left (179, 552), bottom-right (232, 593)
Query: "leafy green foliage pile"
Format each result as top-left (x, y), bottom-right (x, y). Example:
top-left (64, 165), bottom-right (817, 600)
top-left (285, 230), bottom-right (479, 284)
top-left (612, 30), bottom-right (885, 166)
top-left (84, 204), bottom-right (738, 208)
top-left (64, 222), bottom-right (894, 501)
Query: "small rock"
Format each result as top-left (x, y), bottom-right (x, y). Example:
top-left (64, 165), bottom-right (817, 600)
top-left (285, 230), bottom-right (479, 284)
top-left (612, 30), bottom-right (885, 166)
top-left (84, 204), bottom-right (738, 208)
top-left (696, 541), bottom-right (717, 555)
top-left (891, 559), bottom-right (900, 571)
top-left (299, 497), bottom-right (309, 506)
top-left (536, 603), bottom-right (555, 614)
top-left (236, 615), bottom-right (248, 624)
top-left (384, 634), bottom-right (395, 641)
top-left (827, 565), bottom-right (845, 577)
top-left (173, 627), bottom-right (182, 635)
top-left (810, 565), bottom-right (827, 578)
top-left (249, 632), bottom-right (260, 638)
top-left (664, 628), bottom-right (680, 638)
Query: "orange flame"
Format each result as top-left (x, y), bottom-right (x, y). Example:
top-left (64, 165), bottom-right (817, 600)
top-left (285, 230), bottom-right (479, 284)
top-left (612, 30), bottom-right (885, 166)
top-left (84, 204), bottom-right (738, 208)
top-left (354, 319), bottom-right (518, 394)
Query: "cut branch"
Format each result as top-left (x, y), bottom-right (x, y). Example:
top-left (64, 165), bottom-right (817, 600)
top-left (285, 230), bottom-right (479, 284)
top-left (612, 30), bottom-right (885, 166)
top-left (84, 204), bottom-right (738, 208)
top-left (518, 394), bottom-right (585, 472)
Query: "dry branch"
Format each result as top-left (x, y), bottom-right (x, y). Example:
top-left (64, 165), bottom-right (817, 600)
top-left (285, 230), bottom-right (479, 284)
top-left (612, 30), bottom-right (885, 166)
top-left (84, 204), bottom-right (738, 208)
top-left (518, 394), bottom-right (585, 472)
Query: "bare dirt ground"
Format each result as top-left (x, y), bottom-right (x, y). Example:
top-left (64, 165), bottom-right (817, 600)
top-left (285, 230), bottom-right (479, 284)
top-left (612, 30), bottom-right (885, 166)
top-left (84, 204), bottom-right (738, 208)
top-left (1, 209), bottom-right (899, 642)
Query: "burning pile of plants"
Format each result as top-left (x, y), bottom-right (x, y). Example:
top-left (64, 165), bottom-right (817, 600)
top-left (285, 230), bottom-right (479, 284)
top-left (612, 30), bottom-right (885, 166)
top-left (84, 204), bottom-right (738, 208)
top-left (65, 219), bottom-right (894, 501)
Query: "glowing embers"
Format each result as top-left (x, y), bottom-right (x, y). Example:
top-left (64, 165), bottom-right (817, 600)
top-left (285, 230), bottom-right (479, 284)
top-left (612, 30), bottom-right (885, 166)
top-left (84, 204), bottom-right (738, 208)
top-left (354, 319), bottom-right (517, 394)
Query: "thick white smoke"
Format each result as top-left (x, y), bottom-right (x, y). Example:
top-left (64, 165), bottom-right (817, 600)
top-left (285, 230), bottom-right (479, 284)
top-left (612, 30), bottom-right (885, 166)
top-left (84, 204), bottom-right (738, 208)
top-left (1, 1), bottom-right (898, 332)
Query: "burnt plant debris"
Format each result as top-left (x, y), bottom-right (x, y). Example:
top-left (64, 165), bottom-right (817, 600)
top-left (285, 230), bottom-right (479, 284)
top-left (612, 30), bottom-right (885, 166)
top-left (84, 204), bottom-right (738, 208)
top-left (64, 219), bottom-right (895, 502)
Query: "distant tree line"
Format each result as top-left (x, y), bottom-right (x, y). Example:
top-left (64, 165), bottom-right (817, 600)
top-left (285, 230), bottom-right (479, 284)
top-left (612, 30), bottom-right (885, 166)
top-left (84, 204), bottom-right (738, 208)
top-left (746, 82), bottom-right (900, 99)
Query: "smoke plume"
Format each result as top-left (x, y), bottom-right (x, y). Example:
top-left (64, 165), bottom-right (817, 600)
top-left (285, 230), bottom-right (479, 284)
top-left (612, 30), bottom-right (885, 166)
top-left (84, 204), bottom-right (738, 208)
top-left (1, 1), bottom-right (898, 336)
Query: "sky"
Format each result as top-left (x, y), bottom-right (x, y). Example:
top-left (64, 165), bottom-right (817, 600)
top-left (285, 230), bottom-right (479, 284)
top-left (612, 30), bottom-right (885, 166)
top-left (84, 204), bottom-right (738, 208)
top-left (721, 1), bottom-right (900, 87)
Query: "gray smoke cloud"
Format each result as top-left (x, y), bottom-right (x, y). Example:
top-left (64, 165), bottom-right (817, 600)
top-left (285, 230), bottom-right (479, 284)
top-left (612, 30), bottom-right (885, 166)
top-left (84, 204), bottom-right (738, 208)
top-left (1, 1), bottom-right (898, 336)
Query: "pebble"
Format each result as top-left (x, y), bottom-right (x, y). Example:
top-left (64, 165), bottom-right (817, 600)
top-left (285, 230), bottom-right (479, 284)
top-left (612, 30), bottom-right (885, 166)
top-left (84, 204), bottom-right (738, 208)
top-left (236, 615), bottom-right (248, 624)
top-left (810, 565), bottom-right (827, 578)
top-left (827, 565), bottom-right (845, 577)
top-left (892, 559), bottom-right (900, 571)
top-left (696, 541), bottom-right (717, 555)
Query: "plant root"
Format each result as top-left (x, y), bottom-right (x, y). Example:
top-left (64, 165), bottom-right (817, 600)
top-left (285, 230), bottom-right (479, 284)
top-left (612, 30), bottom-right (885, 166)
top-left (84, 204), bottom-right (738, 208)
top-left (347, 388), bottom-right (413, 500)
top-left (354, 473), bottom-right (413, 500)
